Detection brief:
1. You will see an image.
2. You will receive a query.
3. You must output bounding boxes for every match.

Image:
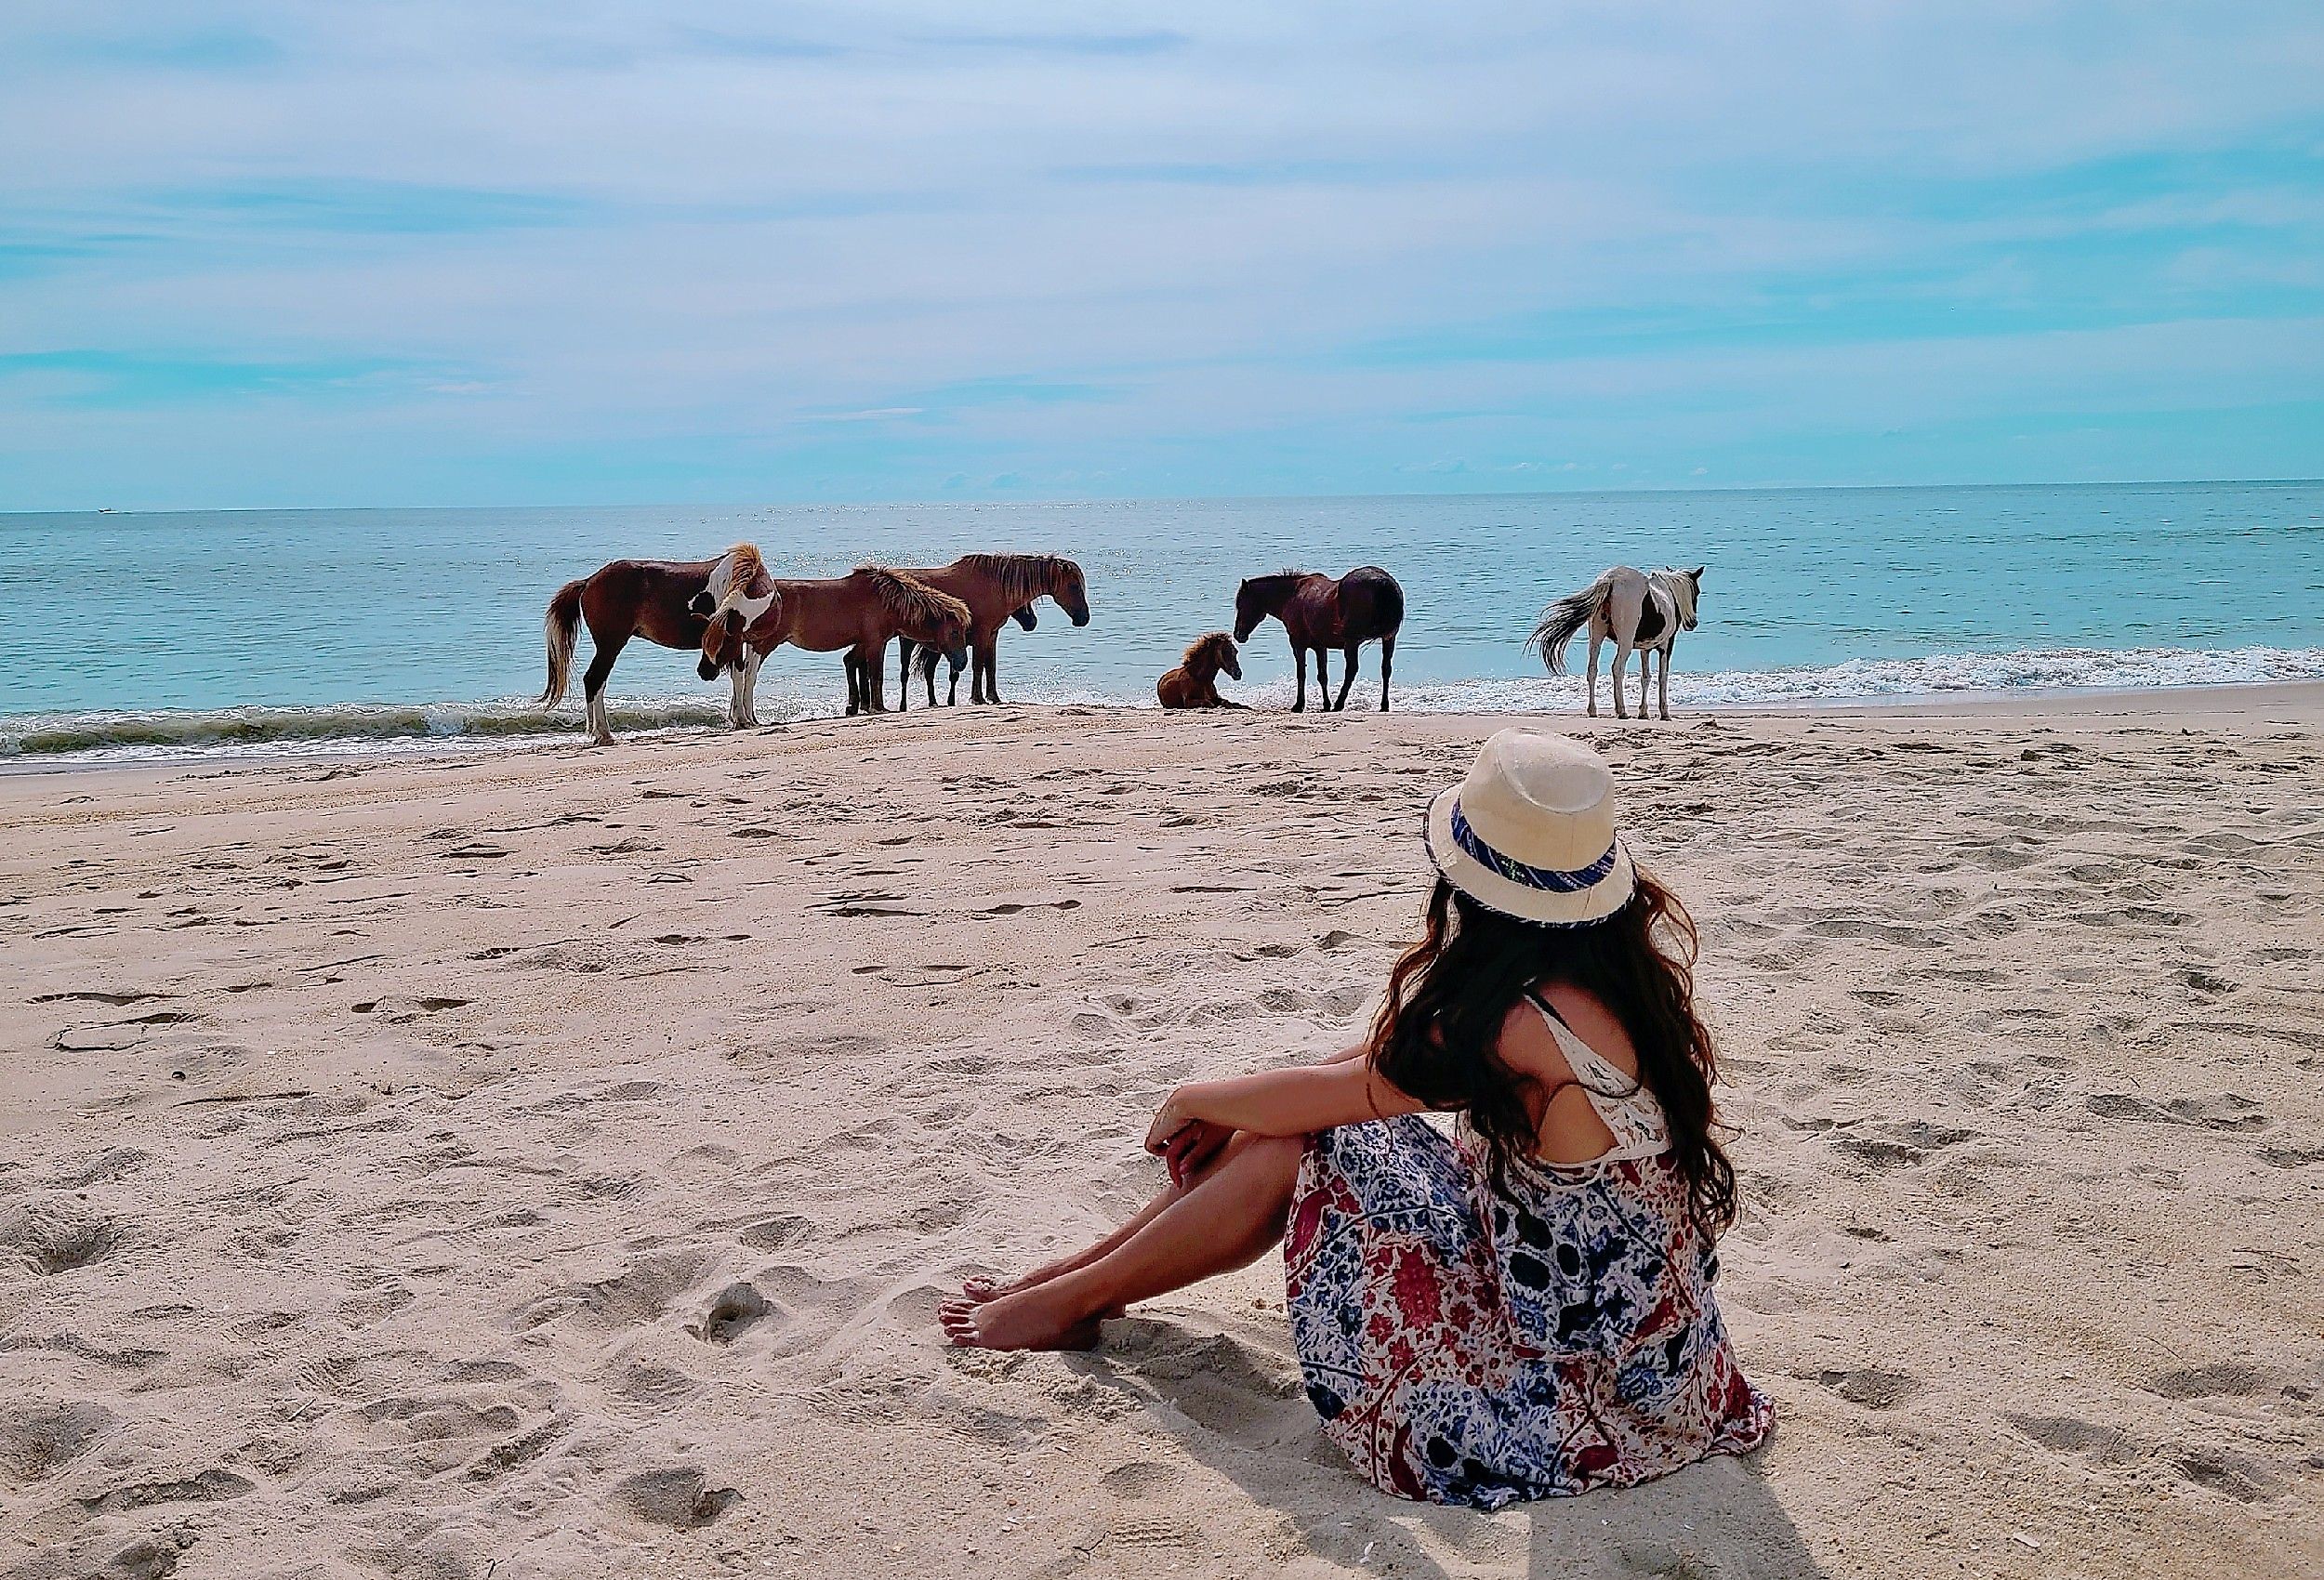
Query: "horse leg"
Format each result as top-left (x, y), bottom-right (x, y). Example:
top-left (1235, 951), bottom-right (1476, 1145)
top-left (1584, 633), bottom-right (1601, 718)
top-left (1314, 648), bottom-right (1332, 711)
top-left (1288, 639), bottom-right (1306, 712)
top-left (869, 643), bottom-right (891, 714)
top-left (945, 658), bottom-right (960, 706)
top-left (1379, 634), bottom-right (1394, 712)
top-left (1657, 644), bottom-right (1672, 721)
top-left (1333, 646), bottom-right (1358, 712)
top-left (985, 640), bottom-right (1003, 705)
top-left (973, 636), bottom-right (998, 704)
top-left (580, 627), bottom-right (628, 746)
top-left (844, 652), bottom-right (863, 717)
top-left (896, 639), bottom-right (917, 711)
top-left (743, 648), bottom-right (764, 727)
top-left (1637, 647), bottom-right (1653, 721)
top-left (1610, 642), bottom-right (1631, 720)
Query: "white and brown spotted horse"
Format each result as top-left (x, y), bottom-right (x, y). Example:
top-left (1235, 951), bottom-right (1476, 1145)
top-left (1528, 565), bottom-right (1704, 720)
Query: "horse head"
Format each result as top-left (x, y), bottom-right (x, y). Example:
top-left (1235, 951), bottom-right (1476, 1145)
top-left (1232, 579), bottom-right (1270, 642)
top-left (1210, 633), bottom-right (1244, 681)
top-left (698, 607), bottom-right (747, 680)
top-left (1052, 560), bottom-right (1090, 627)
top-left (1673, 566), bottom-right (1704, 630)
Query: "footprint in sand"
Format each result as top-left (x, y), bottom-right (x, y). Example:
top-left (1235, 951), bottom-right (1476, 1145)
top-left (690, 1282), bottom-right (772, 1345)
top-left (1815, 1367), bottom-right (1923, 1410)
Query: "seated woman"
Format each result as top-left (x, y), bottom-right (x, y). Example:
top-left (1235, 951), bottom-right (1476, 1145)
top-left (939, 728), bottom-right (1773, 1508)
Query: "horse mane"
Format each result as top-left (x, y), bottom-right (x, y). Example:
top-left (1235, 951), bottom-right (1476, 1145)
top-left (1182, 631), bottom-right (1236, 668)
top-left (858, 565), bottom-right (971, 631)
top-left (957, 552), bottom-right (1079, 605)
top-left (705, 543), bottom-right (776, 625)
top-left (1239, 569), bottom-right (1312, 599)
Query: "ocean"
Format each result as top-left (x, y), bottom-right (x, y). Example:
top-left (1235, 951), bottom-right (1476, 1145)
top-left (4, 481), bottom-right (2320, 764)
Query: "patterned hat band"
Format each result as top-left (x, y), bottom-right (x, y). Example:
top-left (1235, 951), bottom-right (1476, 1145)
top-left (1447, 799), bottom-right (1620, 893)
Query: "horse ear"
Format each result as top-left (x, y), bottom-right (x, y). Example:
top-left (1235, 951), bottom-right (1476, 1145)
top-left (722, 609), bottom-right (742, 633)
top-left (1689, 566), bottom-right (1705, 583)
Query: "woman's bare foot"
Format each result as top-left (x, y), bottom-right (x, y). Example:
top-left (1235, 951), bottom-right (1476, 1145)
top-left (939, 1284), bottom-right (1111, 1350)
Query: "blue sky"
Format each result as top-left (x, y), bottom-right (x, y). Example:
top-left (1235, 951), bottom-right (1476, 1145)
top-left (3, 2), bottom-right (2321, 509)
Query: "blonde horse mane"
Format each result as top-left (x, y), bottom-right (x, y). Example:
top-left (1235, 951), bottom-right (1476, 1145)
top-left (703, 543), bottom-right (776, 626)
top-left (858, 565), bottom-right (971, 639)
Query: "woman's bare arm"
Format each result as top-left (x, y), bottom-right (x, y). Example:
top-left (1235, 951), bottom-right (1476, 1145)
top-left (1145, 1058), bottom-right (1422, 1151)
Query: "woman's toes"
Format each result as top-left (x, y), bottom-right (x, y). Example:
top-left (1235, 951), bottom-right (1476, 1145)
top-left (960, 1276), bottom-right (999, 1301)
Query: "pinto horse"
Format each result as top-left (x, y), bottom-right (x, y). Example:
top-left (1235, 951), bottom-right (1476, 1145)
top-left (1529, 564), bottom-right (1703, 720)
top-left (695, 559), bottom-right (971, 718)
top-left (893, 554), bottom-right (1090, 704)
top-left (1233, 566), bottom-right (1405, 713)
top-left (541, 555), bottom-right (730, 746)
top-left (913, 605), bottom-right (1037, 706)
top-left (1156, 632), bottom-right (1246, 710)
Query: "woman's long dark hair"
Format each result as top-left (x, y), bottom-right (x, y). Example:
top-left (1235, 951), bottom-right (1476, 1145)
top-left (1368, 868), bottom-right (1738, 1239)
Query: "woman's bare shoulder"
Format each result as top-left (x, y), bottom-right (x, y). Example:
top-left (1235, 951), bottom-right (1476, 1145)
top-left (1529, 981), bottom-right (1641, 1079)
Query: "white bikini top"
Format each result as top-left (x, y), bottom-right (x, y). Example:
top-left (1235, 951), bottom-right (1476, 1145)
top-left (1520, 994), bottom-right (1670, 1167)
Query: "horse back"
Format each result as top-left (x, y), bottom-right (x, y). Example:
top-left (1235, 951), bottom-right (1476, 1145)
top-left (587, 558), bottom-right (719, 650)
top-left (1337, 566), bottom-right (1404, 639)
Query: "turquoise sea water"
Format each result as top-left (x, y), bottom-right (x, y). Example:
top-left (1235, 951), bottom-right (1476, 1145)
top-left (3, 482), bottom-right (2320, 762)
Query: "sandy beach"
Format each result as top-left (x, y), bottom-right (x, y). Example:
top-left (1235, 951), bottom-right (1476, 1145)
top-left (4, 690), bottom-right (2320, 1580)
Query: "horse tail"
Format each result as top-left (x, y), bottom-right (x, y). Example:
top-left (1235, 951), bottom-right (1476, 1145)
top-left (1370, 573), bottom-right (1405, 636)
top-left (1528, 572), bottom-right (1611, 675)
top-left (539, 576), bottom-right (588, 706)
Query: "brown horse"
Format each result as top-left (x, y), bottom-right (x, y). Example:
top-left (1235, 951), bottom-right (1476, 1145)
top-left (541, 556), bottom-right (728, 745)
top-left (913, 605), bottom-right (1037, 706)
top-left (1156, 633), bottom-right (1247, 710)
top-left (893, 554), bottom-right (1090, 704)
top-left (696, 560), bottom-right (971, 717)
top-left (1234, 567), bottom-right (1404, 712)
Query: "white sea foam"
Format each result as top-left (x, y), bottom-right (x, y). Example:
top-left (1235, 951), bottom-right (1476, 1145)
top-left (6, 644), bottom-right (2320, 765)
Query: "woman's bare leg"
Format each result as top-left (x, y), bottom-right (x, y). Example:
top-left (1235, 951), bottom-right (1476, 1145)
top-left (940, 1134), bottom-right (1307, 1350)
top-left (958, 1132), bottom-right (1270, 1302)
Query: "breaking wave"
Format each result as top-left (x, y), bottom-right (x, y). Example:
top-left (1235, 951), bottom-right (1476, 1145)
top-left (6, 643), bottom-right (2321, 765)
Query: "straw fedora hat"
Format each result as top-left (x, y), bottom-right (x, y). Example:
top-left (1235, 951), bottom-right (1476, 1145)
top-left (1423, 729), bottom-right (1637, 926)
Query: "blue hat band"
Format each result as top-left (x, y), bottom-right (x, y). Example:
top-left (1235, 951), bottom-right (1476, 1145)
top-left (1447, 799), bottom-right (1619, 893)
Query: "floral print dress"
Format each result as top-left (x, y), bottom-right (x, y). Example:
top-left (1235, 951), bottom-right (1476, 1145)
top-left (1283, 998), bottom-right (1773, 1508)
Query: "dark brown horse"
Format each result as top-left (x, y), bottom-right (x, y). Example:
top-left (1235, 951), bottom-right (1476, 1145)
top-left (1233, 566), bottom-right (1405, 712)
top-left (1156, 632), bottom-right (1246, 710)
top-left (894, 554), bottom-right (1090, 704)
top-left (696, 560), bottom-right (971, 717)
top-left (913, 605), bottom-right (1037, 706)
top-left (541, 556), bottom-right (723, 745)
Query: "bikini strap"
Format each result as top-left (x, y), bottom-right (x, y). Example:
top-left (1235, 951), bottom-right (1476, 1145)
top-left (1525, 992), bottom-right (1639, 1097)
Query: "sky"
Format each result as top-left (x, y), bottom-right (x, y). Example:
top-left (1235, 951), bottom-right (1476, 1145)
top-left (3, 2), bottom-right (2322, 510)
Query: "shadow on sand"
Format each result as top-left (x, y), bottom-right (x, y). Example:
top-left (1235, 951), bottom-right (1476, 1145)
top-left (1073, 1315), bottom-right (1824, 1580)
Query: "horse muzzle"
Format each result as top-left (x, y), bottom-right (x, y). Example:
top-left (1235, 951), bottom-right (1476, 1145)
top-left (697, 657), bottom-right (721, 681)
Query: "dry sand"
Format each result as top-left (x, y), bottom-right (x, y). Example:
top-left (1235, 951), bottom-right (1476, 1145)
top-left (3, 691), bottom-right (2321, 1579)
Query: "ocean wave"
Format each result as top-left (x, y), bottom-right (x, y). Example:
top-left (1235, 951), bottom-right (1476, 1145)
top-left (1367, 643), bottom-right (2324, 714)
top-left (0, 696), bottom-right (733, 762)
top-left (6, 644), bottom-right (2321, 763)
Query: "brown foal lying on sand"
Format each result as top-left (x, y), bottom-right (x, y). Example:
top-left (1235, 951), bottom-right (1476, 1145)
top-left (1156, 632), bottom-right (1247, 709)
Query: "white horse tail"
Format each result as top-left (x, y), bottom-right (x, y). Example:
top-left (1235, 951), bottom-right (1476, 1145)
top-left (1528, 570), bottom-right (1615, 675)
top-left (540, 576), bottom-right (588, 706)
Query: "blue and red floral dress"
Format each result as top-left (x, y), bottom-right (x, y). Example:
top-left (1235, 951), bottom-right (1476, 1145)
top-left (1283, 1000), bottom-right (1773, 1508)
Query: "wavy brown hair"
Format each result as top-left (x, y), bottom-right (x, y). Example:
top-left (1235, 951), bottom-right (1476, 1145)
top-left (1367, 868), bottom-right (1738, 1238)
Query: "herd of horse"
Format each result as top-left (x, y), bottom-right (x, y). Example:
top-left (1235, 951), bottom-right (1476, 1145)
top-left (537, 546), bottom-right (1705, 743)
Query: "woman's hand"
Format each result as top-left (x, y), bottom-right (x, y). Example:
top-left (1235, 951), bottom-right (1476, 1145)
top-left (1160, 1119), bottom-right (1235, 1188)
top-left (1143, 1086), bottom-right (1197, 1158)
